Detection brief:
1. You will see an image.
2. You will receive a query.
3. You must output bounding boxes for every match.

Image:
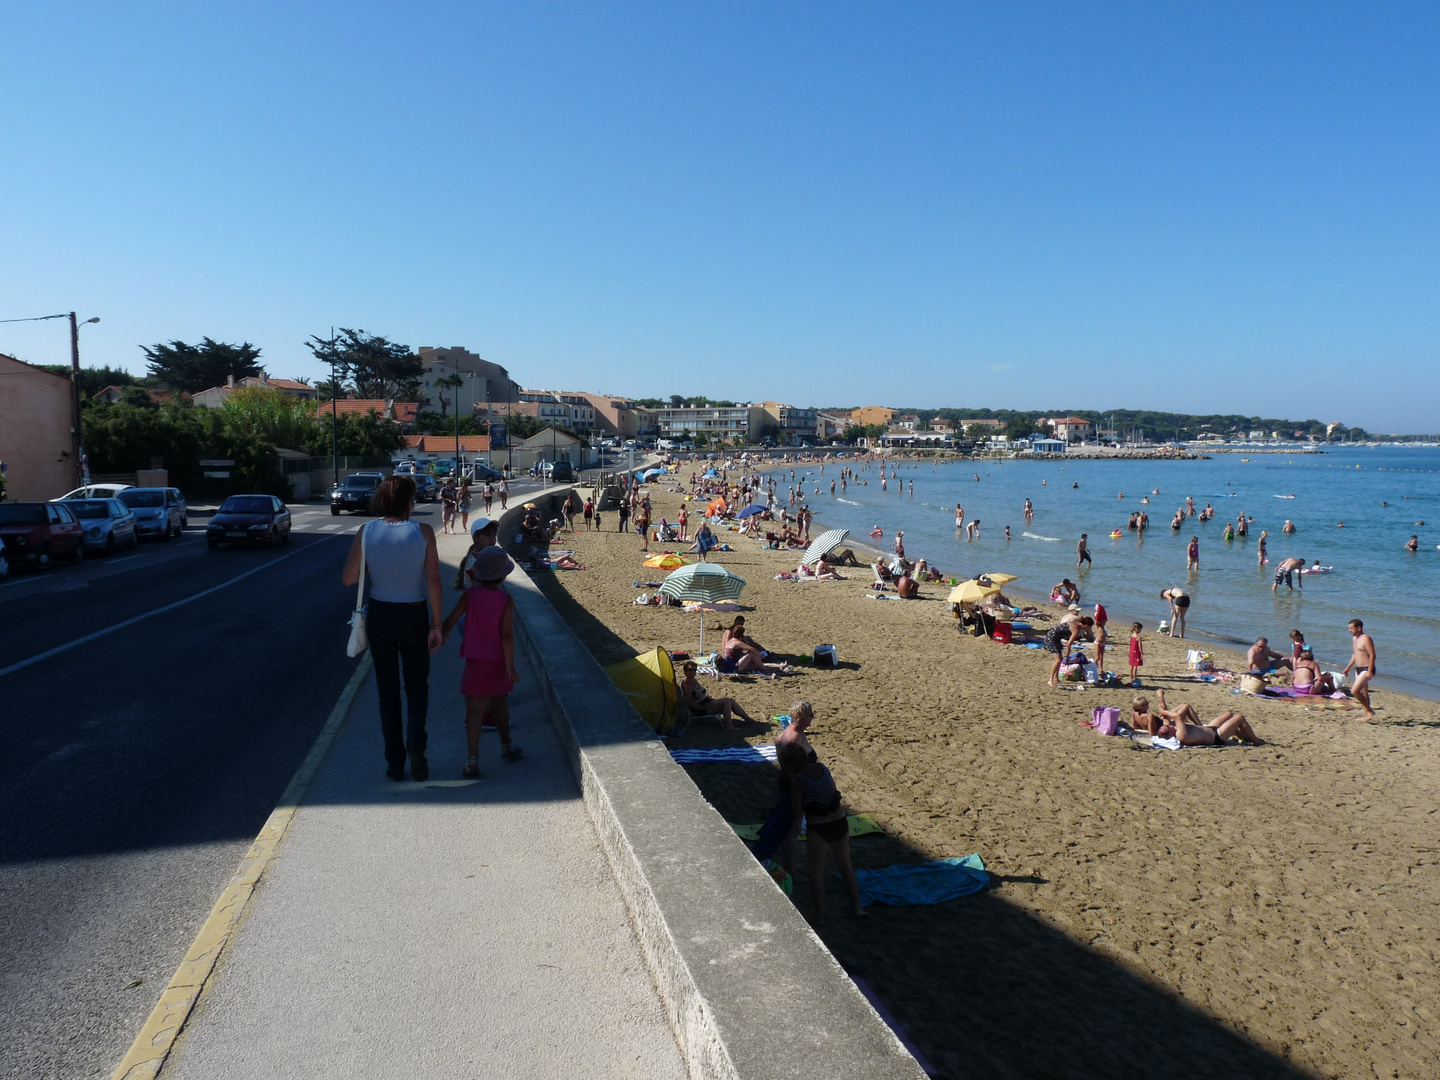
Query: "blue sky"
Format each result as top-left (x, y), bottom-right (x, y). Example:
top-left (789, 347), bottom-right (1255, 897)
top-left (2, 3), bottom-right (1437, 431)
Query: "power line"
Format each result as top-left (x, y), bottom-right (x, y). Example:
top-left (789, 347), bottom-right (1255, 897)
top-left (0, 313), bottom-right (68, 324)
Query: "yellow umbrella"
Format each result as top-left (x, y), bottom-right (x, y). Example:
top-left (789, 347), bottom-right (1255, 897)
top-left (979, 573), bottom-right (1018, 586)
top-left (947, 580), bottom-right (1001, 604)
top-left (643, 553), bottom-right (687, 570)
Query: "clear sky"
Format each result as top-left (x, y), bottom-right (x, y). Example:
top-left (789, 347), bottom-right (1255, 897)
top-left (3, 3), bottom-right (1437, 431)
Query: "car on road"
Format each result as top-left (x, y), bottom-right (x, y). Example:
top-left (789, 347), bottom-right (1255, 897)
top-left (62, 498), bottom-right (139, 553)
top-left (431, 458), bottom-right (456, 477)
top-left (548, 460), bottom-right (576, 483)
top-left (463, 463), bottom-right (504, 482)
top-left (60, 482), bottom-right (134, 501)
top-left (207, 494), bottom-right (293, 549)
top-left (413, 474), bottom-right (439, 501)
top-left (331, 472), bottom-right (385, 515)
top-left (0, 501), bottom-right (85, 569)
top-left (117, 487), bottom-right (186, 540)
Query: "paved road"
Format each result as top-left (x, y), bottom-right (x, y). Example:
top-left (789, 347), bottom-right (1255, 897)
top-left (0, 505), bottom-right (390, 1080)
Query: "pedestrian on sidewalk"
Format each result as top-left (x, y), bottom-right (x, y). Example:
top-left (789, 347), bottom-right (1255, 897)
top-left (441, 545), bottom-right (523, 776)
top-left (342, 475), bottom-right (444, 782)
top-left (498, 477), bottom-right (509, 510)
top-left (440, 480), bottom-right (457, 534)
top-left (458, 480), bottom-right (473, 532)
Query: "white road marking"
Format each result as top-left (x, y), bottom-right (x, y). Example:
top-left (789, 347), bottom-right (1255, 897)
top-left (0, 535), bottom-right (342, 680)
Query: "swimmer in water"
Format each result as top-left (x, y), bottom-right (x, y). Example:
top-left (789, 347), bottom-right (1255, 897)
top-left (1405, 535), bottom-right (1419, 551)
top-left (1282, 520), bottom-right (1296, 534)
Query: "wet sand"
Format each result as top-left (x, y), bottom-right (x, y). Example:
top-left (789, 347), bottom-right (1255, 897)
top-left (528, 484), bottom-right (1440, 1080)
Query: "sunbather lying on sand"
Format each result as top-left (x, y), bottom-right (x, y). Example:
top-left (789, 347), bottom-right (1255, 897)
top-left (1132, 690), bottom-right (1263, 745)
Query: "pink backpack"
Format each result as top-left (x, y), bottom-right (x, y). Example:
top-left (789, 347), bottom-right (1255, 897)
top-left (1090, 706), bottom-right (1121, 736)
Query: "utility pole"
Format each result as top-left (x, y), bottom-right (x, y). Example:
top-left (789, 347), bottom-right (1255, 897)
top-left (69, 313), bottom-right (84, 484)
top-left (330, 328), bottom-right (340, 490)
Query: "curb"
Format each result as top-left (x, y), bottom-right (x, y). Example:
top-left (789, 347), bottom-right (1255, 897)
top-left (109, 654), bottom-right (373, 1080)
top-left (498, 493), bottom-right (928, 1080)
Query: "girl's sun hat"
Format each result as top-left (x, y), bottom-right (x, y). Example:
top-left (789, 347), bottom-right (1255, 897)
top-left (471, 546), bottom-right (514, 582)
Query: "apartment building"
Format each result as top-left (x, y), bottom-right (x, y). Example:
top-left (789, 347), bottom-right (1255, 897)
top-left (577, 393), bottom-right (655, 439)
top-left (850, 406), bottom-right (895, 428)
top-left (416, 346), bottom-right (519, 417)
top-left (760, 402), bottom-right (820, 445)
top-left (516, 389), bottom-right (597, 431)
top-left (654, 405), bottom-right (765, 443)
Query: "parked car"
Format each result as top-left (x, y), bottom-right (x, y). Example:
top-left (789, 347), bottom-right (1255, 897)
top-left (413, 474), bottom-right (439, 502)
top-left (60, 482), bottom-right (134, 500)
top-left (463, 463), bottom-right (504, 482)
top-left (117, 487), bottom-right (185, 540)
top-left (62, 498), bottom-right (139, 553)
top-left (0, 501), bottom-right (85, 569)
top-left (432, 458), bottom-right (456, 478)
top-left (331, 472), bottom-right (385, 515)
top-left (207, 494), bottom-right (293, 549)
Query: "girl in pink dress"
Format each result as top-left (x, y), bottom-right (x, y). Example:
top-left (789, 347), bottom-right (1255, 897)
top-left (441, 546), bottom-right (523, 777)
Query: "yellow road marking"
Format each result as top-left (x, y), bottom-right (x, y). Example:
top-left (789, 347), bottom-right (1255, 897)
top-left (110, 653), bottom-right (373, 1080)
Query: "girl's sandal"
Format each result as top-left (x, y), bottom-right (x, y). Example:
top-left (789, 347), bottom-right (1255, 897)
top-left (500, 742), bottom-right (524, 761)
top-left (462, 756), bottom-right (480, 778)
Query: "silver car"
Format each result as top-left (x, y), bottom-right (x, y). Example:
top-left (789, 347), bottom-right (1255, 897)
top-left (62, 498), bottom-right (139, 553)
top-left (117, 487), bottom-right (185, 541)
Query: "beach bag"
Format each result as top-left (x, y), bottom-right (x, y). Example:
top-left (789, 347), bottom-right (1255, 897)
top-left (1090, 706), bottom-right (1121, 736)
top-left (1186, 649), bottom-right (1214, 672)
top-left (813, 644), bottom-right (838, 669)
top-left (346, 523), bottom-right (369, 657)
top-left (1241, 674), bottom-right (1268, 695)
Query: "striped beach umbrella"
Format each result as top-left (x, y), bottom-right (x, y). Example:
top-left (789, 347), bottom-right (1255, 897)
top-left (658, 563), bottom-right (747, 654)
top-left (801, 528), bottom-right (850, 566)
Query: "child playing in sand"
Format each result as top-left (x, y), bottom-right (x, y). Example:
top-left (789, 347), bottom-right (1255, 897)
top-left (441, 546), bottom-right (524, 777)
top-left (1128, 622), bottom-right (1144, 684)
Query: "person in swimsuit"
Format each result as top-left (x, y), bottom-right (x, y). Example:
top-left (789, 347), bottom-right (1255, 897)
top-left (1160, 587), bottom-right (1190, 638)
top-left (1133, 690), bottom-right (1263, 746)
top-left (1257, 530), bottom-right (1268, 566)
top-left (720, 616), bottom-right (787, 677)
top-left (1291, 649), bottom-right (1334, 695)
top-left (1045, 612), bottom-right (1092, 688)
top-left (678, 660), bottom-right (754, 730)
top-left (1344, 618), bottom-right (1378, 722)
top-left (777, 740), bottom-right (865, 925)
top-left (1187, 536), bottom-right (1200, 570)
top-left (1246, 638), bottom-right (1292, 676)
top-left (1272, 556), bottom-right (1306, 593)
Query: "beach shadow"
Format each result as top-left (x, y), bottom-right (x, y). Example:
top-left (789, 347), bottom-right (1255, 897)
top-left (682, 756), bottom-right (1316, 1080)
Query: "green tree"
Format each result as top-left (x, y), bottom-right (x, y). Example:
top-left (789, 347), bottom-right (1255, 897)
top-left (142, 338), bottom-right (263, 393)
top-left (38, 363), bottom-right (144, 399)
top-left (433, 373), bottom-right (464, 419)
top-left (307, 328), bottom-right (422, 401)
top-left (218, 386), bottom-right (317, 450)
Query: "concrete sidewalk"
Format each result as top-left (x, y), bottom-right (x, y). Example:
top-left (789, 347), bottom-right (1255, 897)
top-left (163, 535), bottom-right (686, 1079)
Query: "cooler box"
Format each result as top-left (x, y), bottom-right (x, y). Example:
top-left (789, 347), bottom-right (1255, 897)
top-left (992, 622), bottom-right (1013, 644)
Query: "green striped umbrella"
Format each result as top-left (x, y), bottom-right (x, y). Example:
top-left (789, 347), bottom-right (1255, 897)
top-left (658, 563), bottom-right (747, 653)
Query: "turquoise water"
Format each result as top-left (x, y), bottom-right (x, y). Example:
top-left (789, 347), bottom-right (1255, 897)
top-left (772, 446), bottom-right (1440, 698)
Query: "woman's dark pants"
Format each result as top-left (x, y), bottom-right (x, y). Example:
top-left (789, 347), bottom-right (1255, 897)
top-left (368, 600), bottom-right (431, 770)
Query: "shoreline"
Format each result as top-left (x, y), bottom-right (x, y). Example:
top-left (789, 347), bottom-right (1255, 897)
top-left (529, 478), bottom-right (1440, 1079)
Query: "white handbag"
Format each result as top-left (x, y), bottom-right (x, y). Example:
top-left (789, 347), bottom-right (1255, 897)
top-left (346, 523), bottom-right (369, 657)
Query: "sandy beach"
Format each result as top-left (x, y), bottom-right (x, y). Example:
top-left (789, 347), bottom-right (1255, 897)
top-left (526, 481), bottom-right (1440, 1080)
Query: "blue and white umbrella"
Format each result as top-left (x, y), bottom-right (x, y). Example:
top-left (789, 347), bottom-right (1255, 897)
top-left (736, 504), bottom-right (766, 519)
top-left (801, 528), bottom-right (850, 567)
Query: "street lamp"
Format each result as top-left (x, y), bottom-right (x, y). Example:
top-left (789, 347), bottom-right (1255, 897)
top-left (69, 313), bottom-right (100, 484)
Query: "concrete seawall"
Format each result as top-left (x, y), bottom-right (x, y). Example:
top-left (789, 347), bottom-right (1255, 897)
top-left (497, 493), bottom-right (928, 1080)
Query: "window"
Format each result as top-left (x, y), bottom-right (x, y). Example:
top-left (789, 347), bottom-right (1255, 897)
top-left (48, 505), bottom-right (64, 524)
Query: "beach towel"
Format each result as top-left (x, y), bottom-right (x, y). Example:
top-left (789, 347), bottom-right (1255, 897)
top-left (853, 855), bottom-right (988, 907)
top-left (670, 745), bottom-right (778, 764)
top-left (1150, 736), bottom-right (1183, 750)
top-left (731, 814), bottom-right (883, 843)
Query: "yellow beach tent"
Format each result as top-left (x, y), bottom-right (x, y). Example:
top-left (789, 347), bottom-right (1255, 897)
top-left (604, 647), bottom-right (678, 734)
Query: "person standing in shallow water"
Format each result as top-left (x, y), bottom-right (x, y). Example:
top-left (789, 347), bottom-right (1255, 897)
top-left (342, 476), bottom-right (444, 782)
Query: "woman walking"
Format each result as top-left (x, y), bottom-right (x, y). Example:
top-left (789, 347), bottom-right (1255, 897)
top-left (342, 476), bottom-right (443, 781)
top-left (458, 480), bottom-right (473, 532)
top-left (440, 480), bottom-right (457, 534)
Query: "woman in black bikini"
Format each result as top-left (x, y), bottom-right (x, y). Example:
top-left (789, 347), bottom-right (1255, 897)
top-left (678, 661), bottom-right (754, 730)
top-left (777, 741), bottom-right (865, 925)
top-left (1131, 691), bottom-right (1263, 746)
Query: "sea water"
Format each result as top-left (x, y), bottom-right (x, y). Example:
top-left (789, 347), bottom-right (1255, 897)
top-left (769, 446), bottom-right (1440, 699)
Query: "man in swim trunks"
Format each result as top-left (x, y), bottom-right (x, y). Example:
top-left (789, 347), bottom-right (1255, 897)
top-left (1132, 690), bottom-right (1263, 746)
top-left (1406, 535), bottom-right (1419, 552)
top-left (1344, 619), bottom-right (1378, 722)
top-left (1272, 556), bottom-right (1306, 593)
top-left (1076, 533), bottom-right (1091, 567)
top-left (1246, 637), bottom-right (1293, 676)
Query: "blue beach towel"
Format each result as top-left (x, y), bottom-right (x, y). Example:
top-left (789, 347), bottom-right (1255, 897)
top-left (670, 745), bottom-right (778, 764)
top-left (854, 855), bottom-right (988, 907)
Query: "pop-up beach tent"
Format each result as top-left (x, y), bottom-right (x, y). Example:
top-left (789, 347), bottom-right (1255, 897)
top-left (604, 647), bottom-right (678, 734)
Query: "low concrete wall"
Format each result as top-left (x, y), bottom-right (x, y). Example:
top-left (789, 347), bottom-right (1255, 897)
top-left (497, 496), bottom-right (927, 1080)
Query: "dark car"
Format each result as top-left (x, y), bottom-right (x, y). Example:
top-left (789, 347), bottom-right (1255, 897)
top-left (207, 495), bottom-right (293, 549)
top-left (0, 501), bottom-right (85, 569)
top-left (548, 460), bottom-right (576, 483)
top-left (464, 463), bottom-right (505, 483)
top-left (413, 475), bottom-right (439, 502)
top-left (331, 472), bottom-right (385, 515)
